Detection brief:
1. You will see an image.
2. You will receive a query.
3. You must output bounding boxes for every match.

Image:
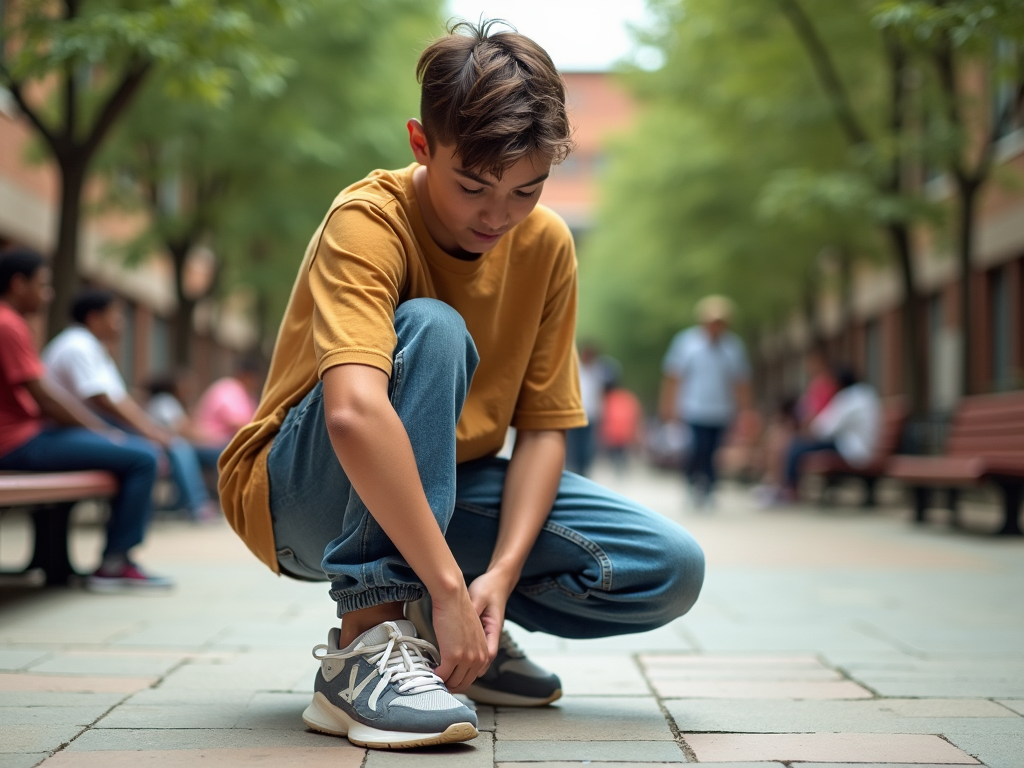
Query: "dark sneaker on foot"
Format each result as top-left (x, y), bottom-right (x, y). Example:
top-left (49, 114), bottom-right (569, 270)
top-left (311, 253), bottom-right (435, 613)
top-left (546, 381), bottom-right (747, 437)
top-left (406, 595), bottom-right (562, 707)
top-left (302, 620), bottom-right (478, 749)
top-left (464, 629), bottom-right (562, 706)
top-left (87, 561), bottom-right (174, 592)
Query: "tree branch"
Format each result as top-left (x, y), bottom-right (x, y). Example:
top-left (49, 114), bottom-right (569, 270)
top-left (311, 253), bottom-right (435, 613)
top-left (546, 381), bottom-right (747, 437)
top-left (81, 61), bottom-right (152, 159)
top-left (775, 0), bottom-right (871, 147)
top-left (0, 65), bottom-right (60, 153)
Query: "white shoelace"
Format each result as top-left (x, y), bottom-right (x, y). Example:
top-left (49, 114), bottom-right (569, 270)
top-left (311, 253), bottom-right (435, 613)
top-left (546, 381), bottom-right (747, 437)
top-left (497, 629), bottom-right (525, 659)
top-left (313, 624), bottom-right (447, 710)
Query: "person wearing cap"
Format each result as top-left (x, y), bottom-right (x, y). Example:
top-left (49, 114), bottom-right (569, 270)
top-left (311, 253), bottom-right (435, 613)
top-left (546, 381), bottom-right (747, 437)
top-left (659, 295), bottom-right (752, 508)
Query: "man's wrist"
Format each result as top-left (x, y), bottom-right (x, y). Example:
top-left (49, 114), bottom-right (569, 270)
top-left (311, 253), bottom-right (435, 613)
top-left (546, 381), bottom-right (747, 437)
top-left (485, 559), bottom-right (522, 594)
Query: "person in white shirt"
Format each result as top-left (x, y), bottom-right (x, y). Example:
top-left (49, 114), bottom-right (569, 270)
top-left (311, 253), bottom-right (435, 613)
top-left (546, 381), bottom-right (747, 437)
top-left (565, 343), bottom-right (608, 477)
top-left (783, 367), bottom-right (881, 498)
top-left (660, 296), bottom-right (751, 507)
top-left (44, 289), bottom-right (219, 521)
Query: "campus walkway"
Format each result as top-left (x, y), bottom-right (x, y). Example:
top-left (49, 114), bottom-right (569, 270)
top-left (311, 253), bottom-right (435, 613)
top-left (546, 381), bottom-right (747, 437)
top-left (1, 464), bottom-right (1023, 767)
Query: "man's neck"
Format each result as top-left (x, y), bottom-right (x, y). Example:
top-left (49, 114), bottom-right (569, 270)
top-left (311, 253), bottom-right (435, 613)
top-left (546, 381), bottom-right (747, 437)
top-left (0, 296), bottom-right (27, 317)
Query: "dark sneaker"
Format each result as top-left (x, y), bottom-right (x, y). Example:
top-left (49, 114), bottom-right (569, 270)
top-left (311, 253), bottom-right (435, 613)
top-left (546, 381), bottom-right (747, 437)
top-left (406, 595), bottom-right (562, 707)
top-left (465, 629), bottom-right (562, 706)
top-left (87, 561), bottom-right (174, 592)
top-left (302, 620), bottom-right (478, 749)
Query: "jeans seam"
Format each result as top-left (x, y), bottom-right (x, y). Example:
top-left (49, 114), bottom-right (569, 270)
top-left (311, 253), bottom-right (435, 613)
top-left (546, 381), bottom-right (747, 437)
top-left (389, 350), bottom-right (405, 406)
top-left (453, 501), bottom-right (614, 593)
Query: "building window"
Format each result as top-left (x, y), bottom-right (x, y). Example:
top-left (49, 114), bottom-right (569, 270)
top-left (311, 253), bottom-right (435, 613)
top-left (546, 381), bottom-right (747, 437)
top-left (864, 319), bottom-right (882, 392)
top-left (149, 315), bottom-right (171, 376)
top-left (991, 267), bottom-right (1012, 390)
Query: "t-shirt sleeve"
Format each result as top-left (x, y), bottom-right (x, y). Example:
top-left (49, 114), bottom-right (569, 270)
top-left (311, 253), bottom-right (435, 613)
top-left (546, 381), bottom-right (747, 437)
top-left (731, 337), bottom-right (751, 381)
top-left (662, 332), bottom-right (687, 377)
top-left (53, 342), bottom-right (125, 401)
top-left (0, 316), bottom-right (44, 385)
top-left (512, 238), bottom-right (586, 431)
top-left (309, 201), bottom-right (407, 378)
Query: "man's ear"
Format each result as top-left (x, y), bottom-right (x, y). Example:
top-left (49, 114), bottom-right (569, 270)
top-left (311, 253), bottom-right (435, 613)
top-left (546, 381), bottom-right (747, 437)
top-left (407, 119), bottom-right (431, 165)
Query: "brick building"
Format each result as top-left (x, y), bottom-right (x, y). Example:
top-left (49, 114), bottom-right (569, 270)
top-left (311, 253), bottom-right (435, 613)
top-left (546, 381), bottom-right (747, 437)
top-left (0, 93), bottom-right (254, 394)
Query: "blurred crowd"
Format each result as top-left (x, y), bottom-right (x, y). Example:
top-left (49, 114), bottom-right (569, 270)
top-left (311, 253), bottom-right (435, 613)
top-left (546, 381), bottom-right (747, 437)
top-left (569, 294), bottom-right (883, 512)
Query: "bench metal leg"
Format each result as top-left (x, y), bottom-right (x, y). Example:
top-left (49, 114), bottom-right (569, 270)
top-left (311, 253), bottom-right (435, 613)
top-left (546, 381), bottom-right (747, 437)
top-left (862, 477), bottom-right (878, 508)
top-left (27, 503), bottom-right (78, 586)
top-left (995, 481), bottom-right (1023, 537)
top-left (912, 487), bottom-right (929, 523)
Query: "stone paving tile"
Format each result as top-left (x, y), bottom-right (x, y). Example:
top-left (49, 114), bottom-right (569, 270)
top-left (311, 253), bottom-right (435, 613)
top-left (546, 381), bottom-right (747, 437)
top-left (65, 728), bottom-right (346, 751)
top-left (0, 725), bottom-right (84, 754)
top-left (365, 732), bottom-right (492, 768)
top-left (155, 652), bottom-right (311, 691)
top-left (96, 703), bottom-right (247, 730)
top-left (530, 654), bottom-right (650, 695)
top-left (234, 692), bottom-right (311, 730)
top-left (653, 679), bottom-right (872, 699)
top-left (454, 698), bottom-right (495, 732)
top-left (495, 763), bottom-right (697, 768)
top-left (683, 732), bottom-right (980, 763)
top-left (494, 696), bottom-right (674, 741)
top-left (666, 697), bottom-right (1020, 734)
top-left (493, 740), bottom-right (686, 762)
top-left (945, 730), bottom-right (1024, 768)
top-left (0, 674), bottom-right (154, 694)
top-left (0, 754), bottom-right (49, 768)
top-left (0, 693), bottom-right (125, 708)
top-left (27, 652), bottom-right (187, 678)
top-left (996, 699), bottom-right (1024, 716)
top-left (38, 746), bottom-right (364, 767)
top-left (1, 707), bottom-right (108, 726)
top-left (0, 650), bottom-right (51, 671)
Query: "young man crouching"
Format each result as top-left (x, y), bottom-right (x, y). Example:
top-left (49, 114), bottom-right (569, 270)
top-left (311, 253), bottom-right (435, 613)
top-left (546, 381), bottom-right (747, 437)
top-left (219, 21), bottom-right (705, 750)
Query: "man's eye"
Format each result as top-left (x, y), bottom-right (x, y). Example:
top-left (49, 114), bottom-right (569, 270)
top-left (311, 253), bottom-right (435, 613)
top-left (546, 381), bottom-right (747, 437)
top-left (514, 188), bottom-right (539, 199)
top-left (460, 185), bottom-right (484, 195)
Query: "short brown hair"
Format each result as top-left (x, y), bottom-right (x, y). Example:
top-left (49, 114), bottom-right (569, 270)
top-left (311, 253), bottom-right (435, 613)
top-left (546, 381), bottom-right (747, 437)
top-left (416, 19), bottom-right (574, 177)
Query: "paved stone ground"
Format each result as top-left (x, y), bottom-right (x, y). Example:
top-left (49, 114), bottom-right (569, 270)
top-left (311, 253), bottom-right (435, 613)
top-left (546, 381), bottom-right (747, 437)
top-left (1, 462), bottom-right (1023, 767)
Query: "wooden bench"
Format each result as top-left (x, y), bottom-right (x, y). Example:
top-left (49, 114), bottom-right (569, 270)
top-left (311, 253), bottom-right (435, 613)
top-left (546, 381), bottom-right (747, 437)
top-left (802, 399), bottom-right (908, 507)
top-left (887, 391), bottom-right (1024, 536)
top-left (0, 471), bottom-right (119, 585)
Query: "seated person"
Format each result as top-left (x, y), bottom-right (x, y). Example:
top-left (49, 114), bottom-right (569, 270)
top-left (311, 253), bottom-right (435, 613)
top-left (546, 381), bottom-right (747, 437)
top-left (600, 379), bottom-right (643, 475)
top-left (783, 367), bottom-right (881, 500)
top-left (193, 358), bottom-right (261, 447)
top-left (0, 248), bottom-right (170, 590)
top-left (43, 289), bottom-right (219, 522)
top-left (145, 372), bottom-right (222, 471)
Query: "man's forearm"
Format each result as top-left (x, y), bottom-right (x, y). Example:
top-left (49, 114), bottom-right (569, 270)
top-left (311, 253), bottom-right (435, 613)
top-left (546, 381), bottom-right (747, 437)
top-left (322, 365), bottom-right (465, 600)
top-left (87, 394), bottom-right (164, 442)
top-left (26, 379), bottom-right (107, 430)
top-left (488, 429), bottom-right (565, 586)
top-left (659, 376), bottom-right (680, 423)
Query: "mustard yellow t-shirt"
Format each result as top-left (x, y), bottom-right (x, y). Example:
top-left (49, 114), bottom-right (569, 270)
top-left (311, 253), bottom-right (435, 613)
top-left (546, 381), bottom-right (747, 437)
top-left (219, 164), bottom-right (586, 571)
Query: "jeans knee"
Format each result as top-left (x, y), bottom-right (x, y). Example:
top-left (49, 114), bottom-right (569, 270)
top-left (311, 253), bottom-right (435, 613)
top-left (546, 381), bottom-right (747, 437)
top-left (394, 298), bottom-right (479, 371)
top-left (653, 528), bottom-right (705, 623)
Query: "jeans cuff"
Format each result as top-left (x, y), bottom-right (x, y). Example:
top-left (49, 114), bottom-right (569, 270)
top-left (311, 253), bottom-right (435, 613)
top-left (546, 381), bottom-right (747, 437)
top-left (330, 584), bottom-right (426, 617)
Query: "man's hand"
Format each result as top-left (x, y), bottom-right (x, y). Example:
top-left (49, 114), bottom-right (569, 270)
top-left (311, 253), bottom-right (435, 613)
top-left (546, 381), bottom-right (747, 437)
top-left (430, 585), bottom-right (490, 693)
top-left (468, 567), bottom-right (517, 662)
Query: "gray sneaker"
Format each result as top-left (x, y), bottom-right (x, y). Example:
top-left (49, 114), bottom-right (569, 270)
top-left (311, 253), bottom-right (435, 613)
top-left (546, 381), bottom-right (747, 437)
top-left (406, 596), bottom-right (562, 707)
top-left (302, 620), bottom-right (478, 749)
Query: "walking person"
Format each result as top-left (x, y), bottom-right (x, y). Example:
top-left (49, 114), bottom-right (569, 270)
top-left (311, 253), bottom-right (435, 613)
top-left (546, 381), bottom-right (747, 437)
top-left (220, 21), bottom-right (705, 751)
top-left (659, 295), bottom-right (751, 509)
top-left (0, 248), bottom-right (170, 590)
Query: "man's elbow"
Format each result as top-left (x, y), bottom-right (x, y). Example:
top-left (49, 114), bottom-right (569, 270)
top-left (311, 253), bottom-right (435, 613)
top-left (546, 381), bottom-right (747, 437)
top-left (324, 390), bottom-right (385, 440)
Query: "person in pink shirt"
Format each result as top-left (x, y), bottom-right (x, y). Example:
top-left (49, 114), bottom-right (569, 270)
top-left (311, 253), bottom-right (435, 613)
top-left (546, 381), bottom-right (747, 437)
top-left (194, 359), bottom-right (262, 446)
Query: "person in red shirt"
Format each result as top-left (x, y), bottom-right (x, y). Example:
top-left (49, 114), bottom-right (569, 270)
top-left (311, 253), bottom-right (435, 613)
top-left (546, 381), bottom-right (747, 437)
top-left (600, 380), bottom-right (643, 475)
top-left (0, 247), bottom-right (171, 590)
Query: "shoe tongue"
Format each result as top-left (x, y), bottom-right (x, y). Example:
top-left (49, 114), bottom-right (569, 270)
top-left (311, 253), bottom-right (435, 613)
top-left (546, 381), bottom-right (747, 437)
top-left (355, 619), bottom-right (418, 648)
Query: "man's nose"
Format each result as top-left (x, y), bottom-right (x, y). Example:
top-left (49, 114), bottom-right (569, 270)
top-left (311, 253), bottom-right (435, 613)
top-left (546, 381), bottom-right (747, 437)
top-left (480, 204), bottom-right (509, 231)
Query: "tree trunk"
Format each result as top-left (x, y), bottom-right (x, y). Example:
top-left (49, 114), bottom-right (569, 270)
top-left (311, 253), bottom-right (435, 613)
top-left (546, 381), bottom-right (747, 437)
top-left (838, 246), bottom-right (855, 366)
top-left (887, 222), bottom-right (925, 415)
top-left (169, 242), bottom-right (193, 368)
top-left (47, 159), bottom-right (87, 339)
top-left (956, 179), bottom-right (978, 397)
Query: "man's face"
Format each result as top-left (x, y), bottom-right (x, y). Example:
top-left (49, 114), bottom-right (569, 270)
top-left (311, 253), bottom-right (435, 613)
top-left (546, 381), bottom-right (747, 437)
top-left (409, 123), bottom-right (551, 255)
top-left (704, 319), bottom-right (727, 340)
top-left (88, 302), bottom-right (124, 341)
top-left (23, 268), bottom-right (53, 314)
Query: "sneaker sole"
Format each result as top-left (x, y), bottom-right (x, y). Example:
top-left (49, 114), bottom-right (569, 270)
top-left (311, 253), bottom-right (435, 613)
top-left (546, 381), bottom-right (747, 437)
top-left (302, 691), bottom-right (478, 749)
top-left (464, 684), bottom-right (562, 707)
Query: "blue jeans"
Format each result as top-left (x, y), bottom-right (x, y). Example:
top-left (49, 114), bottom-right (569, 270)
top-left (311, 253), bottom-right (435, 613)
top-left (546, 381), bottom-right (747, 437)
top-left (0, 428), bottom-right (159, 557)
top-left (267, 299), bottom-right (704, 638)
top-left (165, 438), bottom-right (212, 515)
top-left (686, 422), bottom-right (727, 491)
top-left (785, 437), bottom-right (837, 488)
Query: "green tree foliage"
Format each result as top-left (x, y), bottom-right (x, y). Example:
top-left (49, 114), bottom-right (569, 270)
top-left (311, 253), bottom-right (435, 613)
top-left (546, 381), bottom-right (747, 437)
top-left (99, 0), bottom-right (442, 363)
top-left (579, 0), bottom-right (892, 402)
top-left (0, 0), bottom-right (293, 337)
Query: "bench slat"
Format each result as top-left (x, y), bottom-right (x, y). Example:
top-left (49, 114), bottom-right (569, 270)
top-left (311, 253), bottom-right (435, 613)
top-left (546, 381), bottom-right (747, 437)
top-left (0, 471), bottom-right (119, 507)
